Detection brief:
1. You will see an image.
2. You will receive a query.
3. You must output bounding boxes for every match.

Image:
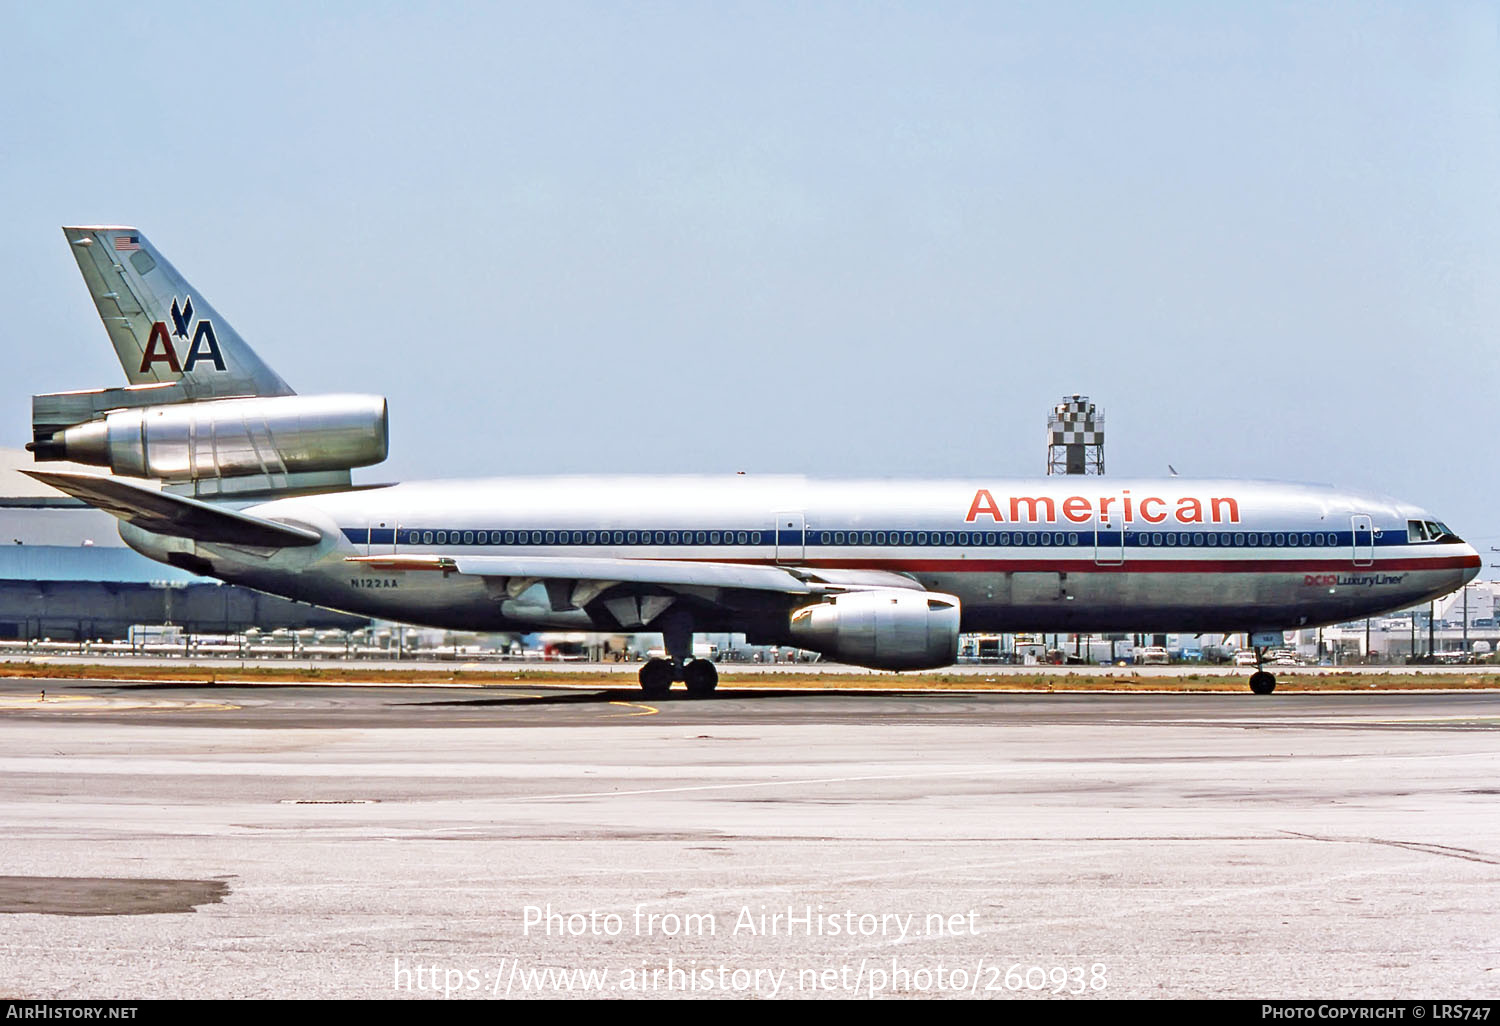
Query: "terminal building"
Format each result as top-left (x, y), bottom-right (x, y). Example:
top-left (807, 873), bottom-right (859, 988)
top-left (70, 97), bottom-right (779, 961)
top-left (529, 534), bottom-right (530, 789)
top-left (0, 448), bottom-right (366, 640)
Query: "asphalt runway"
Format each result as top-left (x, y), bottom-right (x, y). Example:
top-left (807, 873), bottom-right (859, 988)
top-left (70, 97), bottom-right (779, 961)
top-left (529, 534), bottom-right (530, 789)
top-left (0, 677), bottom-right (1496, 999)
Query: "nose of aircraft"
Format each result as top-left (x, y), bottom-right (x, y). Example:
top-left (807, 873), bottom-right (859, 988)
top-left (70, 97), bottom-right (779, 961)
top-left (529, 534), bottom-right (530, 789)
top-left (1460, 541), bottom-right (1482, 586)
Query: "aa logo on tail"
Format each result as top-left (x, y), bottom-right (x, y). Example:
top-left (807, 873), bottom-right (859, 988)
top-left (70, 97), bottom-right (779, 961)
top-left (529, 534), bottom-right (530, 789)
top-left (140, 296), bottom-right (225, 373)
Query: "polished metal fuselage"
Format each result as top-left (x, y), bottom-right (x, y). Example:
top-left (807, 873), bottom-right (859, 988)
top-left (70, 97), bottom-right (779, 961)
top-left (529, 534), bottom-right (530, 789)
top-left (121, 475), bottom-right (1480, 640)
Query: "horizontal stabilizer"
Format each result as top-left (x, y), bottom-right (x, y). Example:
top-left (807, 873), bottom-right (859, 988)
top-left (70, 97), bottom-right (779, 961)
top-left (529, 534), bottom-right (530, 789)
top-left (24, 471), bottom-right (321, 549)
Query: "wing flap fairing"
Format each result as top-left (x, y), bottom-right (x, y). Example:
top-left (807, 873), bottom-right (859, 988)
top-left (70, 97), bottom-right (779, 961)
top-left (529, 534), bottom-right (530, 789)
top-left (344, 554), bottom-right (926, 597)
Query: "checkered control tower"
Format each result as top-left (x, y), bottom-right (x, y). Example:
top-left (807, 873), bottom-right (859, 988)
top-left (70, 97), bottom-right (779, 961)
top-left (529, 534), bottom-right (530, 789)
top-left (1046, 395), bottom-right (1104, 475)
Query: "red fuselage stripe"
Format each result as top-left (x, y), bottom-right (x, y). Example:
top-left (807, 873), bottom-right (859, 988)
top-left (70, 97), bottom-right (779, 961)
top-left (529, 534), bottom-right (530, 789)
top-left (686, 555), bottom-right (1480, 574)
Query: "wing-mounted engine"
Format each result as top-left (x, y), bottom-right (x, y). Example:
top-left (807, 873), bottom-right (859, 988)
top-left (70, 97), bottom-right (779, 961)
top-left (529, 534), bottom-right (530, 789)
top-left (29, 393), bottom-right (388, 498)
top-left (788, 589), bottom-right (961, 671)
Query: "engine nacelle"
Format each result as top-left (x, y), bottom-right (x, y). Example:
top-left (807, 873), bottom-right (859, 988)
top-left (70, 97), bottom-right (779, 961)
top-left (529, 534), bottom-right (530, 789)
top-left (31, 394), bottom-right (388, 482)
top-left (788, 589), bottom-right (960, 671)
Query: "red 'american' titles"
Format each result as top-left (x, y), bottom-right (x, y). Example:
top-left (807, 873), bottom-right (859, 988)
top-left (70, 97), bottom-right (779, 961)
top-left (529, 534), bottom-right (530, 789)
top-left (965, 489), bottom-right (1241, 525)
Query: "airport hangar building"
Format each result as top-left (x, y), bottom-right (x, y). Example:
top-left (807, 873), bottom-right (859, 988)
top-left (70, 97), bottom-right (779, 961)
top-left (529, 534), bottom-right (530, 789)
top-left (0, 447), bottom-right (366, 641)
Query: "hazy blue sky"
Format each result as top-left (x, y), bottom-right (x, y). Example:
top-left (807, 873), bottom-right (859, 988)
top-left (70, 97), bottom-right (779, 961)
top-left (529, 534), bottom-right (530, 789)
top-left (4, 3), bottom-right (1497, 559)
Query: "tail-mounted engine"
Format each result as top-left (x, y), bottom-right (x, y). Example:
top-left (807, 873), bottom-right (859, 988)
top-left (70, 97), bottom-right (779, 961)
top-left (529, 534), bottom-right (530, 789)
top-left (789, 589), bottom-right (961, 671)
top-left (29, 393), bottom-right (388, 495)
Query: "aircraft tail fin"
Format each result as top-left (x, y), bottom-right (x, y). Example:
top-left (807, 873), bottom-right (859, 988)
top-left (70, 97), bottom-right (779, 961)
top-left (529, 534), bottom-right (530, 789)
top-left (61, 226), bottom-right (293, 399)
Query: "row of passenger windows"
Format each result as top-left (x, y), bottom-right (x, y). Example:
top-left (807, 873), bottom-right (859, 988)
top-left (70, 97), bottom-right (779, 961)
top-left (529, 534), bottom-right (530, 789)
top-left (811, 530), bottom-right (1338, 547)
top-left (815, 530), bottom-right (1082, 546)
top-left (401, 529), bottom-right (764, 546)
top-left (391, 528), bottom-right (1342, 547)
top-left (1133, 531), bottom-right (1334, 548)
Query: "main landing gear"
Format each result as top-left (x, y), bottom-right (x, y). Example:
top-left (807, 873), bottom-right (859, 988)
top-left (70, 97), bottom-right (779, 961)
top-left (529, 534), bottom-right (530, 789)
top-left (637, 610), bottom-right (718, 698)
top-left (636, 658), bottom-right (719, 698)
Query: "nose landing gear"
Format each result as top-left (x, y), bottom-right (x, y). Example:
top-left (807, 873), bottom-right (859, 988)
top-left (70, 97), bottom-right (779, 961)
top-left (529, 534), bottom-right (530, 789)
top-left (1248, 645), bottom-right (1276, 695)
top-left (1248, 669), bottom-right (1276, 695)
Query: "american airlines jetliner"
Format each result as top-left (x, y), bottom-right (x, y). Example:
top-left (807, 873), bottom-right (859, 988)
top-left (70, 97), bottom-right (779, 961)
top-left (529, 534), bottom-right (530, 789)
top-left (28, 227), bottom-right (1480, 696)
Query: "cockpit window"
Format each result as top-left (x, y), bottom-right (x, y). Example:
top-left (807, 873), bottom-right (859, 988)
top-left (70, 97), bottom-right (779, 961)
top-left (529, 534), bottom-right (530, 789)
top-left (1408, 519), bottom-right (1462, 543)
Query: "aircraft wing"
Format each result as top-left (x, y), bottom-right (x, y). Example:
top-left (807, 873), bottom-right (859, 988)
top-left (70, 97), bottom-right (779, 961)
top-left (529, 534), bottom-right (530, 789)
top-left (24, 470), bottom-right (322, 549)
top-left (346, 553), bottom-right (924, 597)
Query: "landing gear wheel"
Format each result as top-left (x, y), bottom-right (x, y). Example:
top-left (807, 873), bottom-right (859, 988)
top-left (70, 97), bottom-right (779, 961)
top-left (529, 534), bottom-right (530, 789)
top-left (639, 658), bottom-right (674, 697)
top-left (683, 659), bottom-right (719, 698)
top-left (1249, 670), bottom-right (1276, 695)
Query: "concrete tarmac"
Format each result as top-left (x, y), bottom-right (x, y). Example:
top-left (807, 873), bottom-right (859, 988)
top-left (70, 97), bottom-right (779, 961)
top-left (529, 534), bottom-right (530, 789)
top-left (0, 677), bottom-right (1495, 999)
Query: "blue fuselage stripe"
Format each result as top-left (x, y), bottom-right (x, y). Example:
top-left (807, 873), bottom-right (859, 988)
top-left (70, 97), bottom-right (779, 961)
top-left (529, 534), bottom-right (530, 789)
top-left (339, 526), bottom-right (1420, 552)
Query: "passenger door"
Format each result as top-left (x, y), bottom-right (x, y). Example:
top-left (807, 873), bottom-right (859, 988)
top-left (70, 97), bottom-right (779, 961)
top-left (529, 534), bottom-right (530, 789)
top-left (772, 511), bottom-right (805, 564)
top-left (367, 519), bottom-right (398, 556)
top-left (1350, 514), bottom-right (1374, 567)
top-left (1094, 511), bottom-right (1125, 566)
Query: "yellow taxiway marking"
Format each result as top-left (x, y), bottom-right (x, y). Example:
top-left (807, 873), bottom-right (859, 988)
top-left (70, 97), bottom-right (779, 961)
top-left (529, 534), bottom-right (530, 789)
top-left (607, 701), bottom-right (659, 717)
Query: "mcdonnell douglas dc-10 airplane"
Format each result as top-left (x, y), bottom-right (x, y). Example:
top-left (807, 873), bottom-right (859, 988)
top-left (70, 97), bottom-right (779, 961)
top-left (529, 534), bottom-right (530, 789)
top-left (26, 227), bottom-right (1480, 696)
